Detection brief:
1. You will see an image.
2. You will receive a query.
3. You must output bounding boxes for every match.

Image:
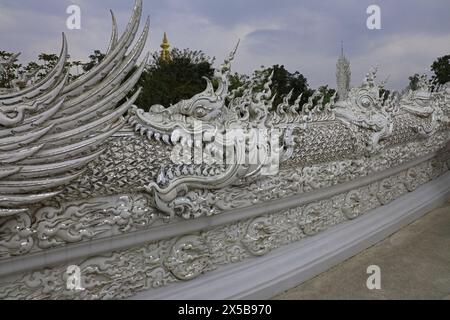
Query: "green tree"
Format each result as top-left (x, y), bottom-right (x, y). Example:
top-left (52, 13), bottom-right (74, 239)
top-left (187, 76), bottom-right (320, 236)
top-left (23, 61), bottom-right (40, 74)
top-left (83, 50), bottom-right (106, 72)
top-left (135, 48), bottom-right (215, 110)
top-left (0, 51), bottom-right (21, 88)
top-left (408, 73), bottom-right (420, 91)
top-left (37, 53), bottom-right (58, 79)
top-left (431, 55), bottom-right (450, 87)
top-left (252, 65), bottom-right (313, 110)
top-left (317, 85), bottom-right (336, 106)
top-left (228, 72), bottom-right (249, 93)
top-left (0, 49), bottom-right (104, 90)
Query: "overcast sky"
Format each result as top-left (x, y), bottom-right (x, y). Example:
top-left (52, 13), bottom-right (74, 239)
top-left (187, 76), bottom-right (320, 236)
top-left (0, 0), bottom-right (449, 90)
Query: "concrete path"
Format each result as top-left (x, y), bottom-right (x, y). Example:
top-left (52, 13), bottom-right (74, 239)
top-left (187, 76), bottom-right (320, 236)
top-left (273, 199), bottom-right (450, 300)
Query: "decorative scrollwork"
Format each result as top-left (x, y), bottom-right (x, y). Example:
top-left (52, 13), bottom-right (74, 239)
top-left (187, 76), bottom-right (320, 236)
top-left (241, 216), bottom-right (278, 256)
top-left (0, 156), bottom-right (448, 299)
top-left (1, 0), bottom-right (450, 301)
top-left (164, 235), bottom-right (212, 280)
top-left (333, 67), bottom-right (394, 154)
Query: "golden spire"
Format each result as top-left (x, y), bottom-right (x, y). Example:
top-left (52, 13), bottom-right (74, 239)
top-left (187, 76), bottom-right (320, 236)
top-left (160, 32), bottom-right (171, 62)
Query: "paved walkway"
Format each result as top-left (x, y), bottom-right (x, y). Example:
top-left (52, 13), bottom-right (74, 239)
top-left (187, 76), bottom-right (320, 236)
top-left (273, 199), bottom-right (450, 300)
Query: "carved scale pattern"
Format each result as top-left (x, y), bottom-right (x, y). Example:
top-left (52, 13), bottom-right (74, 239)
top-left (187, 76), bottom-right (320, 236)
top-left (383, 112), bottom-right (429, 147)
top-left (0, 133), bottom-right (448, 260)
top-left (56, 134), bottom-right (172, 201)
top-left (286, 121), bottom-right (359, 167)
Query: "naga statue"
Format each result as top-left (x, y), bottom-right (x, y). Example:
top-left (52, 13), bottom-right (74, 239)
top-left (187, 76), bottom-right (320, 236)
top-left (0, 0), bottom-right (449, 300)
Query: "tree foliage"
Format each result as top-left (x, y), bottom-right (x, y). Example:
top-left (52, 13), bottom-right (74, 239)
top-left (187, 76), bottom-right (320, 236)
top-left (431, 55), bottom-right (450, 88)
top-left (407, 55), bottom-right (450, 91)
top-left (9, 45), bottom-right (448, 115)
top-left (83, 50), bottom-right (106, 72)
top-left (0, 49), bottom-right (107, 89)
top-left (134, 48), bottom-right (215, 111)
top-left (36, 53), bottom-right (59, 79)
top-left (408, 73), bottom-right (420, 91)
top-left (317, 85), bottom-right (336, 105)
top-left (252, 65), bottom-right (313, 109)
top-left (0, 51), bottom-right (21, 88)
top-left (228, 72), bottom-right (249, 93)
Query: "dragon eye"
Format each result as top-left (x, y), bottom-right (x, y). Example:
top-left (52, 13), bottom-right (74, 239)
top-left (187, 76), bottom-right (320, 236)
top-left (360, 97), bottom-right (372, 108)
top-left (195, 106), bottom-right (206, 117)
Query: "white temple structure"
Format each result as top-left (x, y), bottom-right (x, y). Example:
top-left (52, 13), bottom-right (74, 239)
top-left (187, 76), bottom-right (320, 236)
top-left (336, 41), bottom-right (351, 101)
top-left (0, 0), bottom-right (449, 300)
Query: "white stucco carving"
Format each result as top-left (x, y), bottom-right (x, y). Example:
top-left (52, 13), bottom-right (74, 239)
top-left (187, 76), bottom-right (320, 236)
top-left (0, 0), bottom-right (449, 300)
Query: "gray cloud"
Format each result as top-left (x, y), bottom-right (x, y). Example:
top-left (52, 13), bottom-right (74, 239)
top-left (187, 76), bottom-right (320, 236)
top-left (0, 0), bottom-right (448, 90)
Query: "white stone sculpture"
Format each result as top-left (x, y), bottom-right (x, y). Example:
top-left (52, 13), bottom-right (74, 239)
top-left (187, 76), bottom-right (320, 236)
top-left (0, 0), bottom-right (449, 300)
top-left (336, 42), bottom-right (351, 101)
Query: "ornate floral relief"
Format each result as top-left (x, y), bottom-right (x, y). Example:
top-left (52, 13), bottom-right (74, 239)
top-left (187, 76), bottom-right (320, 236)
top-left (202, 220), bottom-right (250, 265)
top-left (164, 235), bottom-right (213, 280)
top-left (0, 139), bottom-right (448, 260)
top-left (342, 183), bottom-right (379, 219)
top-left (299, 196), bottom-right (346, 236)
top-left (35, 194), bottom-right (157, 249)
top-left (1, 0), bottom-right (450, 301)
top-left (0, 213), bottom-right (34, 258)
top-left (242, 216), bottom-right (281, 256)
top-left (162, 136), bottom-right (450, 220)
top-left (0, 156), bottom-right (448, 299)
top-left (376, 173), bottom-right (409, 205)
top-left (0, 240), bottom-right (178, 300)
top-left (0, 194), bottom-right (159, 259)
top-left (123, 60), bottom-right (449, 223)
top-left (341, 189), bottom-right (364, 220)
top-left (403, 163), bottom-right (431, 192)
top-left (427, 157), bottom-right (449, 180)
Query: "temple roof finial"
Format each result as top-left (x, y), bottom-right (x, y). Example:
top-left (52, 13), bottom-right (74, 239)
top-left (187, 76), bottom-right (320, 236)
top-left (160, 32), bottom-right (171, 62)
